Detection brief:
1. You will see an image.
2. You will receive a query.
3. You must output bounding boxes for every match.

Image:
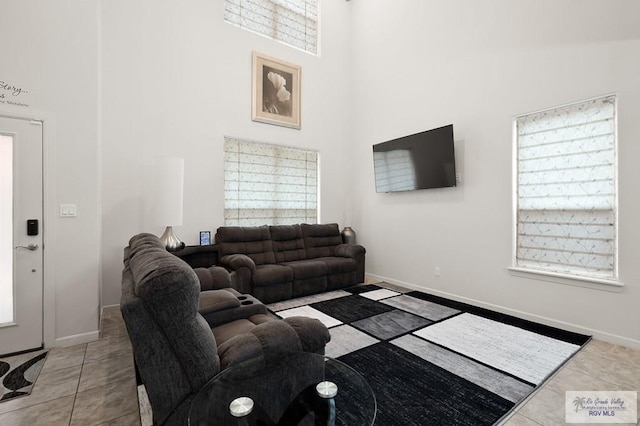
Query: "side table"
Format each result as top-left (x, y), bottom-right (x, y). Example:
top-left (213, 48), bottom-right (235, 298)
top-left (188, 352), bottom-right (376, 426)
top-left (173, 244), bottom-right (218, 268)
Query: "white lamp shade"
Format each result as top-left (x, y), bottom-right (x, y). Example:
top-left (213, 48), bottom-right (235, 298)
top-left (153, 157), bottom-right (184, 226)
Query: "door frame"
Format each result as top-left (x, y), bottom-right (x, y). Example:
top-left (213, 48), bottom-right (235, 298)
top-left (1, 110), bottom-right (56, 349)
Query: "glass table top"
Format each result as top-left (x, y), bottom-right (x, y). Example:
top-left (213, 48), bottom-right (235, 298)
top-left (189, 351), bottom-right (376, 426)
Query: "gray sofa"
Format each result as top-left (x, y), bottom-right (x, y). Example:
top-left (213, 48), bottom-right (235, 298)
top-left (215, 223), bottom-right (366, 303)
top-left (120, 233), bottom-right (331, 426)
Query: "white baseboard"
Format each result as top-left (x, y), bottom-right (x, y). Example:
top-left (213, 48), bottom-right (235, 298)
top-left (101, 303), bottom-right (120, 309)
top-left (366, 273), bottom-right (640, 350)
top-left (54, 330), bottom-right (100, 348)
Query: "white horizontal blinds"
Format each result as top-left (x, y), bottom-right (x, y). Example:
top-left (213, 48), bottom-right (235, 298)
top-left (516, 95), bottom-right (617, 279)
top-left (224, 137), bottom-right (318, 226)
top-left (373, 150), bottom-right (416, 192)
top-left (224, 0), bottom-right (318, 54)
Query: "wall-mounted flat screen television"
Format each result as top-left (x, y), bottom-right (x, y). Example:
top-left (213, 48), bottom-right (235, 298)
top-left (372, 124), bottom-right (456, 193)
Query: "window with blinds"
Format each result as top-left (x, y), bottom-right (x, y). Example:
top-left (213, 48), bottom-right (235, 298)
top-left (515, 95), bottom-right (617, 280)
top-left (373, 150), bottom-right (417, 192)
top-left (224, 0), bottom-right (318, 55)
top-left (224, 137), bottom-right (318, 226)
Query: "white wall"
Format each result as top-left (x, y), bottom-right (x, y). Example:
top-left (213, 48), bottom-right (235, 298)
top-left (100, 0), bottom-right (353, 305)
top-left (0, 1), bottom-right (101, 345)
top-left (4, 0), bottom-right (639, 347)
top-left (349, 0), bottom-right (640, 346)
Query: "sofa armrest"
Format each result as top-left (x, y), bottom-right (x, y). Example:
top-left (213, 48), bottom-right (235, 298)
top-left (199, 292), bottom-right (268, 327)
top-left (216, 316), bottom-right (330, 369)
top-left (218, 254), bottom-right (256, 272)
top-left (334, 243), bottom-right (366, 259)
top-left (193, 266), bottom-right (232, 291)
top-left (335, 243), bottom-right (366, 283)
top-left (282, 316), bottom-right (331, 354)
top-left (198, 289), bottom-right (240, 314)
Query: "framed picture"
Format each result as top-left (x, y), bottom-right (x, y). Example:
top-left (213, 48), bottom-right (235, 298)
top-left (252, 52), bottom-right (301, 129)
top-left (199, 231), bottom-right (211, 246)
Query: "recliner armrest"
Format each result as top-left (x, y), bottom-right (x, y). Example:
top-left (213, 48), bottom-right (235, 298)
top-left (194, 266), bottom-right (232, 291)
top-left (199, 291), bottom-right (267, 327)
top-left (217, 316), bottom-right (331, 369)
top-left (198, 289), bottom-right (240, 315)
top-left (218, 254), bottom-right (256, 272)
top-left (334, 243), bottom-right (366, 259)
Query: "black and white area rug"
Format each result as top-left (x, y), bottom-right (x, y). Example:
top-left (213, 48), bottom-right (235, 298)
top-left (0, 350), bottom-right (48, 402)
top-left (269, 283), bottom-right (591, 425)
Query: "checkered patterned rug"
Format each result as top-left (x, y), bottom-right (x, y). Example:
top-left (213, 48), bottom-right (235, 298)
top-left (269, 283), bottom-right (591, 425)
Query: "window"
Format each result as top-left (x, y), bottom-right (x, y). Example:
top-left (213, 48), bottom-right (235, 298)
top-left (0, 135), bottom-right (14, 323)
top-left (224, 0), bottom-right (319, 55)
top-left (224, 137), bottom-right (318, 226)
top-left (514, 95), bottom-right (617, 281)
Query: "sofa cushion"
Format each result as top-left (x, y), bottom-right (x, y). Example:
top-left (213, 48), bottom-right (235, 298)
top-left (313, 256), bottom-right (358, 290)
top-left (215, 225), bottom-right (276, 265)
top-left (281, 260), bottom-right (328, 297)
top-left (253, 264), bottom-right (294, 288)
top-left (270, 225), bottom-right (307, 263)
top-left (129, 246), bottom-right (199, 302)
top-left (300, 223), bottom-right (343, 259)
top-left (281, 259), bottom-right (328, 279)
top-left (313, 256), bottom-right (358, 275)
top-left (127, 233), bottom-right (165, 258)
top-left (212, 315), bottom-right (270, 346)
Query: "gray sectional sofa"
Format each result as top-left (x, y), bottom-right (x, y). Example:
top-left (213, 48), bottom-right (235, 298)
top-left (120, 233), bottom-right (331, 426)
top-left (215, 223), bottom-right (366, 303)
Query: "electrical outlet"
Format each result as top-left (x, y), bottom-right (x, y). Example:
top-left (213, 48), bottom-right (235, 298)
top-left (434, 267), bottom-right (441, 277)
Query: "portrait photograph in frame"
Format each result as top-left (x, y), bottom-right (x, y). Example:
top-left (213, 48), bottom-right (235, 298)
top-left (252, 52), bottom-right (301, 129)
top-left (199, 231), bottom-right (210, 246)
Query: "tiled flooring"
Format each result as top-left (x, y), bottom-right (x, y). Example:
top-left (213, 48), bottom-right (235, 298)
top-left (0, 307), bottom-right (140, 425)
top-left (1, 287), bottom-right (639, 425)
top-left (502, 338), bottom-right (640, 425)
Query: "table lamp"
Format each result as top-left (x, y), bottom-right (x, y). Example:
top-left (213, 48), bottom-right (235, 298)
top-left (154, 157), bottom-right (185, 251)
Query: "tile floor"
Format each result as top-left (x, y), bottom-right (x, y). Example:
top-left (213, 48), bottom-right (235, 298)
top-left (502, 338), bottom-right (640, 425)
top-left (0, 307), bottom-right (140, 426)
top-left (1, 288), bottom-right (639, 426)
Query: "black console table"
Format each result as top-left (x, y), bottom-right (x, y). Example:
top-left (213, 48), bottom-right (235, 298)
top-left (172, 244), bottom-right (218, 268)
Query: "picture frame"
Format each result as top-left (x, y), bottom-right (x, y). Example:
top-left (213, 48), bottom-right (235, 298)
top-left (199, 231), bottom-right (211, 246)
top-left (252, 51), bottom-right (301, 129)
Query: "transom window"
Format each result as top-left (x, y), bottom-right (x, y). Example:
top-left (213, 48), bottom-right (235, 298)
top-left (224, 137), bottom-right (318, 226)
top-left (514, 95), bottom-right (617, 281)
top-left (224, 0), bottom-right (319, 55)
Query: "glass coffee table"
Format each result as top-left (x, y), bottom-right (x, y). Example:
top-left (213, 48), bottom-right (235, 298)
top-left (188, 352), bottom-right (376, 426)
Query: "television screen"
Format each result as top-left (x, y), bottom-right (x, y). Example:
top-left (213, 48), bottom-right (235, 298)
top-left (372, 124), bottom-right (456, 193)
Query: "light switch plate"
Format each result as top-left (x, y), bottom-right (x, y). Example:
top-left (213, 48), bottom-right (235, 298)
top-left (60, 204), bottom-right (77, 217)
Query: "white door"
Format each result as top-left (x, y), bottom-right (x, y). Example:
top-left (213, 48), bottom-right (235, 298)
top-left (0, 116), bottom-right (43, 356)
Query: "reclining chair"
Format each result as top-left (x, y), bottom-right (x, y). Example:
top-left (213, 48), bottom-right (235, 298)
top-left (120, 233), bottom-right (331, 425)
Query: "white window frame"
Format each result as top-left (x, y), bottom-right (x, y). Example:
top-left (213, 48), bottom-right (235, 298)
top-left (224, 137), bottom-right (319, 226)
top-left (224, 0), bottom-right (319, 55)
top-left (510, 95), bottom-right (623, 291)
